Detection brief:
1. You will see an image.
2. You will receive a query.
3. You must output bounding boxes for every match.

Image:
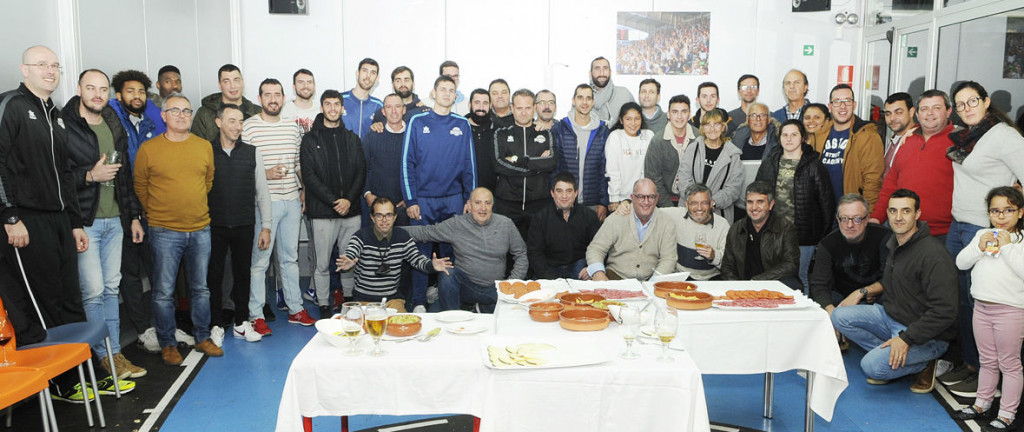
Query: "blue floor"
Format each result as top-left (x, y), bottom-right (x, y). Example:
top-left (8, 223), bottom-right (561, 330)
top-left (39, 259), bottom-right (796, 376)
top-left (159, 305), bottom-right (963, 432)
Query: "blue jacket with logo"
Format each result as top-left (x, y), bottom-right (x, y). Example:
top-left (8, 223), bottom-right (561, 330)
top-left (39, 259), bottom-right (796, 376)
top-left (552, 117), bottom-right (610, 207)
top-left (109, 99), bottom-right (166, 165)
top-left (401, 111), bottom-right (476, 206)
top-left (341, 90), bottom-right (382, 140)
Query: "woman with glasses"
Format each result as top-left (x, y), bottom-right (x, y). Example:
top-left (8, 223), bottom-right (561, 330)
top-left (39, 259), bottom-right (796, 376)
top-left (755, 120), bottom-right (835, 292)
top-left (943, 81), bottom-right (1024, 398)
top-left (606, 102), bottom-right (655, 212)
top-left (677, 108), bottom-right (744, 221)
top-left (953, 187), bottom-right (1024, 432)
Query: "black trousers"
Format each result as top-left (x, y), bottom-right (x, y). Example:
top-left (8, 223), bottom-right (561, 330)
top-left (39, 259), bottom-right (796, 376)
top-left (118, 223), bottom-right (152, 334)
top-left (208, 225), bottom-right (254, 327)
top-left (494, 197), bottom-right (547, 243)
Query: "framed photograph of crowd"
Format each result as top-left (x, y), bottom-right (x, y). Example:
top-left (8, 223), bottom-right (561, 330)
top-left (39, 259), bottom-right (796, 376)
top-left (616, 11), bottom-right (711, 76)
top-left (1004, 17), bottom-right (1024, 79)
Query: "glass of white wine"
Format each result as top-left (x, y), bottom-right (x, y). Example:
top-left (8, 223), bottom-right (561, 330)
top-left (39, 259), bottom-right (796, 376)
top-left (618, 304), bottom-right (640, 360)
top-left (364, 304), bottom-right (389, 357)
top-left (694, 232), bottom-right (708, 260)
top-left (654, 307), bottom-right (678, 363)
top-left (339, 302), bottom-right (364, 356)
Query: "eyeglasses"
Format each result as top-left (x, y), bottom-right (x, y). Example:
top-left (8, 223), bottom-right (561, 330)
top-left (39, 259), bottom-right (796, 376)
top-left (686, 200), bottom-right (712, 208)
top-left (163, 108), bottom-right (193, 117)
top-left (372, 213), bottom-right (396, 220)
top-left (632, 194), bottom-right (658, 202)
top-left (24, 63), bottom-right (62, 72)
top-left (739, 85), bottom-right (759, 91)
top-left (989, 207), bottom-right (1020, 217)
top-left (955, 96), bottom-right (981, 112)
top-left (830, 98), bottom-right (854, 106)
top-left (748, 113), bottom-right (768, 120)
top-left (837, 216), bottom-right (867, 225)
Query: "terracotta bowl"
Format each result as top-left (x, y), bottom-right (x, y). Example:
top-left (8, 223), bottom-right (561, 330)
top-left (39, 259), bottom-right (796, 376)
top-left (529, 302), bottom-right (565, 322)
top-left (665, 291), bottom-right (713, 310)
top-left (558, 293), bottom-right (606, 308)
top-left (653, 281), bottom-right (698, 299)
top-left (385, 314), bottom-right (422, 337)
top-left (558, 308), bottom-right (611, 331)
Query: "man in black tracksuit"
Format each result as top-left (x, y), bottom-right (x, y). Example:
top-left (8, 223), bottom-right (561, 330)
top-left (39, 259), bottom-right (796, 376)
top-left (493, 89), bottom-right (557, 241)
top-left (0, 47), bottom-right (88, 350)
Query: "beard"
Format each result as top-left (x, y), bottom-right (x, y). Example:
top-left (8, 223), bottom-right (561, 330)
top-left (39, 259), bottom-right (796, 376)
top-left (592, 76), bottom-right (609, 89)
top-left (264, 105), bottom-right (282, 117)
top-left (122, 98), bottom-right (145, 115)
top-left (83, 101), bottom-right (104, 115)
top-left (396, 88), bottom-right (412, 99)
top-left (468, 110), bottom-right (491, 127)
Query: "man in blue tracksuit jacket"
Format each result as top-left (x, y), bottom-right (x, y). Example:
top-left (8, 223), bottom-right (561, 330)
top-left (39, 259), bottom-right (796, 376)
top-left (551, 84), bottom-right (611, 220)
top-left (401, 75), bottom-right (476, 311)
top-left (341, 58), bottom-right (383, 140)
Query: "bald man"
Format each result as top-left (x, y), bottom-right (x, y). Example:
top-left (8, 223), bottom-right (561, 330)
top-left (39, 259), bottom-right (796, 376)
top-left (403, 188), bottom-right (527, 312)
top-left (0, 46), bottom-right (90, 350)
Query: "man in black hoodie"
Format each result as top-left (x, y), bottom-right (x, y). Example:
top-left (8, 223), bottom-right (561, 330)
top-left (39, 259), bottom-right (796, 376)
top-left (300, 90), bottom-right (366, 318)
top-left (467, 89), bottom-right (496, 191)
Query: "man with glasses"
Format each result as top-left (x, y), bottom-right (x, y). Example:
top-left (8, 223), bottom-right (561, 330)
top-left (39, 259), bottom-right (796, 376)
top-left (817, 84), bottom-right (884, 212)
top-left (336, 197), bottom-right (452, 305)
top-left (527, 172), bottom-right (600, 280)
top-left (721, 181), bottom-right (800, 289)
top-left (868, 90), bottom-right (955, 242)
top-left (730, 102), bottom-right (778, 161)
top-left (728, 74), bottom-right (760, 128)
top-left (300, 90), bottom-right (365, 319)
top-left (585, 179), bottom-right (677, 281)
top-left (534, 90), bottom-right (558, 130)
top-left (134, 93), bottom-right (223, 365)
top-left (810, 193), bottom-right (890, 316)
top-left (670, 184), bottom-right (730, 281)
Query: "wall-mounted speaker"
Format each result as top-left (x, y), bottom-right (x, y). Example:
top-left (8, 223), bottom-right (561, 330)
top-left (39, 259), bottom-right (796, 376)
top-left (269, 0), bottom-right (307, 15)
top-left (792, 0), bottom-right (831, 12)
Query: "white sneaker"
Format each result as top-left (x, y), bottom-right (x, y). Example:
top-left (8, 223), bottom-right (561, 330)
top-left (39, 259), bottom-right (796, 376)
top-left (137, 327), bottom-right (161, 353)
top-left (210, 326), bottom-right (225, 347)
top-left (426, 285), bottom-right (439, 303)
top-left (175, 329), bottom-right (196, 346)
top-left (935, 359), bottom-right (953, 378)
top-left (413, 305), bottom-right (426, 313)
top-left (233, 321), bottom-right (263, 342)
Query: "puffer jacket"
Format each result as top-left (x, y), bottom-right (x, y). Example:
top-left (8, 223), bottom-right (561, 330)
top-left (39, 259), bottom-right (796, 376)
top-left (731, 120), bottom-right (781, 162)
top-left (755, 143), bottom-right (835, 245)
top-left (108, 98), bottom-right (165, 165)
top-left (62, 96), bottom-right (142, 227)
top-left (720, 213), bottom-right (800, 281)
top-left (552, 116), bottom-right (610, 207)
top-left (493, 124), bottom-right (557, 206)
top-left (808, 116), bottom-right (884, 212)
top-left (299, 114), bottom-right (365, 219)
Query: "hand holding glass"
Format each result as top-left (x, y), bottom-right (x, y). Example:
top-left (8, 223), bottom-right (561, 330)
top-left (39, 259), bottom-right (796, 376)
top-left (694, 233), bottom-right (708, 260)
top-left (102, 151), bottom-right (120, 187)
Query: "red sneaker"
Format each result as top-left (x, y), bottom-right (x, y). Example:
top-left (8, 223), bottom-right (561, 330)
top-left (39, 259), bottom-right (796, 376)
top-left (288, 310), bottom-right (316, 326)
top-left (251, 318), bottom-right (273, 336)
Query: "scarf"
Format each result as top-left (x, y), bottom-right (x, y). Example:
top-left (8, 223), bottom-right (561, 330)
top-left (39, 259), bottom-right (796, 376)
top-left (947, 114), bottom-right (1000, 164)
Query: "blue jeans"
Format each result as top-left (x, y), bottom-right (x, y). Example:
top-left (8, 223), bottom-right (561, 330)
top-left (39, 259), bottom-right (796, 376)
top-left (438, 267), bottom-right (496, 313)
top-left (250, 199), bottom-right (302, 318)
top-left (546, 259), bottom-right (587, 280)
top-left (149, 226), bottom-right (212, 348)
top-left (78, 217), bottom-right (123, 355)
top-left (799, 245), bottom-right (815, 296)
top-left (832, 303), bottom-right (949, 380)
top-left (410, 194), bottom-right (461, 307)
top-left (947, 219), bottom-right (985, 369)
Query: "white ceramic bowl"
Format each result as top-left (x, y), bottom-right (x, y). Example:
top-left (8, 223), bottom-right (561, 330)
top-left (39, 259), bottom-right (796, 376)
top-left (315, 318), bottom-right (361, 349)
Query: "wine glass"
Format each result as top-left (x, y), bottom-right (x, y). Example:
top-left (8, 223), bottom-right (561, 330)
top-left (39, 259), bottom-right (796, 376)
top-left (102, 151), bottom-right (120, 187)
top-left (694, 232), bottom-right (708, 260)
top-left (654, 307), bottom-right (678, 363)
top-left (339, 302), bottom-right (364, 356)
top-left (364, 304), bottom-right (389, 357)
top-left (618, 304), bottom-right (640, 360)
top-left (0, 316), bottom-right (14, 367)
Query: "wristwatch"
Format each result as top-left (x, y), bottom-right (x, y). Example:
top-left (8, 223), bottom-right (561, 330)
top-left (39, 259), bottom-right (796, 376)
top-left (4, 215), bottom-right (19, 225)
top-left (859, 287), bottom-right (869, 297)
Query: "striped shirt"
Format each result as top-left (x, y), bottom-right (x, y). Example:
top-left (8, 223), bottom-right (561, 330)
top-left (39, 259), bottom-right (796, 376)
top-left (242, 115), bottom-right (303, 201)
top-left (343, 227), bottom-right (434, 297)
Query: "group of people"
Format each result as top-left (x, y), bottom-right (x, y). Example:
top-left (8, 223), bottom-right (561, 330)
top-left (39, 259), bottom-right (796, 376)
top-left (2, 44), bottom-right (1024, 431)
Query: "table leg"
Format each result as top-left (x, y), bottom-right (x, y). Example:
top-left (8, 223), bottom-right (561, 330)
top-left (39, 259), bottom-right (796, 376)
top-left (303, 416), bottom-right (312, 432)
top-left (473, 416), bottom-right (481, 432)
top-left (804, 370), bottom-right (816, 432)
top-left (342, 415), bottom-right (349, 432)
top-left (762, 372), bottom-right (774, 419)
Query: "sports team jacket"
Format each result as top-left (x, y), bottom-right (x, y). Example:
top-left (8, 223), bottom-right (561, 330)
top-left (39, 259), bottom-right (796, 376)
top-left (493, 124), bottom-right (557, 206)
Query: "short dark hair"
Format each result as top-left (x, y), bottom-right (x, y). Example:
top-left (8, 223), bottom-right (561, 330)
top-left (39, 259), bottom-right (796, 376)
top-left (916, 89), bottom-right (951, 110)
top-left (639, 78), bottom-right (661, 94)
top-left (511, 88), bottom-right (535, 104)
top-left (778, 119), bottom-right (807, 143)
top-left (668, 94), bottom-right (691, 110)
top-left (884, 92), bottom-right (913, 110)
top-left (829, 84), bottom-right (854, 101)
top-left (320, 89), bottom-right (342, 105)
top-left (745, 180), bottom-right (775, 202)
top-left (218, 64), bottom-right (241, 80)
top-left (536, 89), bottom-right (556, 104)
top-left (573, 84), bottom-right (594, 99)
top-left (158, 65), bottom-right (180, 79)
top-left (551, 172), bottom-right (578, 191)
top-left (391, 66), bottom-right (413, 82)
top-left (358, 58), bottom-right (379, 72)
top-left (217, 103), bottom-right (242, 119)
top-left (433, 75), bottom-right (456, 90)
top-left (78, 68), bottom-right (109, 84)
top-left (438, 60), bottom-right (459, 75)
top-left (889, 188), bottom-right (921, 211)
top-left (469, 88), bottom-right (489, 102)
top-left (371, 196), bottom-right (395, 214)
top-left (111, 69), bottom-right (152, 93)
top-left (259, 78), bottom-right (284, 96)
top-left (697, 82), bottom-right (719, 96)
top-left (802, 103), bottom-right (832, 121)
top-left (488, 79), bottom-right (509, 92)
top-left (737, 74), bottom-right (759, 89)
top-left (590, 56), bottom-right (609, 69)
top-left (292, 68), bottom-right (314, 84)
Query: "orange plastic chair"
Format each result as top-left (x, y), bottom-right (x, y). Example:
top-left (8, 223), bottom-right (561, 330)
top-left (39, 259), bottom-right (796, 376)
top-left (6, 331), bottom-right (101, 431)
top-left (0, 367), bottom-right (52, 431)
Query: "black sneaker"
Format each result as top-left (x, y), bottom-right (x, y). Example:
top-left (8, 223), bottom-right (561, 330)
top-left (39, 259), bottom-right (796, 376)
top-left (949, 373), bottom-right (980, 398)
top-left (263, 305), bottom-right (277, 322)
top-left (319, 306), bottom-right (332, 319)
top-left (939, 363), bottom-right (974, 385)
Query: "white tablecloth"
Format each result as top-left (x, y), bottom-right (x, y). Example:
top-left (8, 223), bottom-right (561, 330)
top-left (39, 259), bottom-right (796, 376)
top-left (648, 280), bottom-right (849, 421)
top-left (277, 312), bottom-right (711, 432)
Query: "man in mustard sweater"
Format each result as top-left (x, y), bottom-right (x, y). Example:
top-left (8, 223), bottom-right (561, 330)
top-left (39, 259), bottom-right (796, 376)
top-left (134, 94), bottom-right (223, 365)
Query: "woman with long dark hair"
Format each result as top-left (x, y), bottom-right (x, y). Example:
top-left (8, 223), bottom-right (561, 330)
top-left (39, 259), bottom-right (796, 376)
top-left (606, 102), bottom-right (654, 211)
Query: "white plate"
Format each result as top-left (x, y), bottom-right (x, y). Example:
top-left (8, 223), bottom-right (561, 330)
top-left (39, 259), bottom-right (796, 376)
top-left (480, 335), bottom-right (613, 369)
top-left (445, 323), bottom-right (487, 335)
top-left (436, 310), bottom-right (476, 323)
top-left (495, 279), bottom-right (571, 304)
top-left (567, 279), bottom-right (651, 301)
